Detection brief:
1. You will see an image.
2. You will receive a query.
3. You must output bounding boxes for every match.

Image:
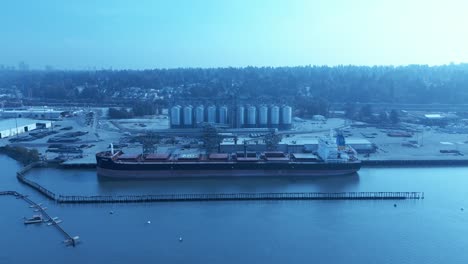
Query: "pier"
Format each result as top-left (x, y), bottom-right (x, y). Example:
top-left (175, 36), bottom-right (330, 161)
top-left (361, 159), bottom-right (468, 166)
top-left (0, 190), bottom-right (78, 247)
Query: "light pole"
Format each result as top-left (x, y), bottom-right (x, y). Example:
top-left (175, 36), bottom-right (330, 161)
top-left (15, 116), bottom-right (18, 138)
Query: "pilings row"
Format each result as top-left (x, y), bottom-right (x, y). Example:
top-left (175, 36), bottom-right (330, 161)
top-left (56, 191), bottom-right (424, 203)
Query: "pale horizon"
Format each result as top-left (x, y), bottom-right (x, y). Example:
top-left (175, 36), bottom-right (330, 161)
top-left (2, 0), bottom-right (468, 70)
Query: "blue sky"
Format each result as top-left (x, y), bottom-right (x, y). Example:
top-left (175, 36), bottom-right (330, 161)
top-left (1, 0), bottom-right (467, 69)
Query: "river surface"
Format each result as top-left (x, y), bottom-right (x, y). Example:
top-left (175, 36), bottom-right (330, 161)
top-left (1, 155), bottom-right (468, 264)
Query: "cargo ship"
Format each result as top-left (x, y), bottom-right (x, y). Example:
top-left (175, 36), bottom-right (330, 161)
top-left (96, 134), bottom-right (361, 179)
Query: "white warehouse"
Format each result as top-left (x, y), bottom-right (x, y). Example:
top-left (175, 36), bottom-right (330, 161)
top-left (0, 118), bottom-right (52, 139)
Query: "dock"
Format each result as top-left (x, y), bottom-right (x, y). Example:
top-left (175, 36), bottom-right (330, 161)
top-left (362, 159), bottom-right (468, 166)
top-left (0, 191), bottom-right (78, 247)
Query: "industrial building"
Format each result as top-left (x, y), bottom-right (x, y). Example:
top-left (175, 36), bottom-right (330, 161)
top-left (170, 104), bottom-right (293, 130)
top-left (0, 108), bottom-right (63, 119)
top-left (0, 118), bottom-right (53, 139)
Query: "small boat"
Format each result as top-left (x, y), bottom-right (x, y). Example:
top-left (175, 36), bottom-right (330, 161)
top-left (34, 207), bottom-right (47, 212)
top-left (47, 219), bottom-right (62, 226)
top-left (24, 215), bottom-right (43, 224)
top-left (64, 236), bottom-right (80, 246)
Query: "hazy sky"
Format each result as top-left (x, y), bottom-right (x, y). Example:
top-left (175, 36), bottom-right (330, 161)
top-left (1, 0), bottom-right (467, 69)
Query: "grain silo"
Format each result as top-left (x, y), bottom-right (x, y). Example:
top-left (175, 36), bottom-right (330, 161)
top-left (195, 105), bottom-right (204, 125)
top-left (236, 105), bottom-right (245, 128)
top-left (281, 105), bottom-right (292, 129)
top-left (219, 106), bottom-right (228, 124)
top-left (170, 105), bottom-right (181, 128)
top-left (246, 106), bottom-right (257, 127)
top-left (258, 105), bottom-right (268, 127)
top-left (207, 105), bottom-right (217, 124)
top-left (270, 105), bottom-right (280, 128)
top-left (183, 105), bottom-right (193, 127)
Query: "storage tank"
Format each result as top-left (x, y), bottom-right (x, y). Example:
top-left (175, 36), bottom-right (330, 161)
top-left (270, 105), bottom-right (280, 127)
top-left (218, 106), bottom-right (228, 124)
top-left (246, 106), bottom-right (257, 127)
top-left (236, 106), bottom-right (245, 128)
top-left (258, 105), bottom-right (268, 127)
top-left (281, 105), bottom-right (292, 129)
top-left (183, 105), bottom-right (193, 127)
top-left (170, 105), bottom-right (181, 128)
top-left (195, 105), bottom-right (204, 125)
top-left (207, 105), bottom-right (217, 123)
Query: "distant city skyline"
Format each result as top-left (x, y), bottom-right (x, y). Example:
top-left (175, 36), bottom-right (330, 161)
top-left (1, 0), bottom-right (468, 70)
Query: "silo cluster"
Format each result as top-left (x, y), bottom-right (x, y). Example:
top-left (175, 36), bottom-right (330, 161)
top-left (234, 104), bottom-right (292, 129)
top-left (170, 104), bottom-right (233, 128)
top-left (169, 104), bottom-right (292, 129)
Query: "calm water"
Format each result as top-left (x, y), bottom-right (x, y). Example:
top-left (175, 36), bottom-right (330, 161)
top-left (1, 155), bottom-right (468, 264)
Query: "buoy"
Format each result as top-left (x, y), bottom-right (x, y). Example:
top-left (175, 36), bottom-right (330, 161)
top-left (394, 204), bottom-right (397, 207)
top-left (109, 211), bottom-right (114, 215)
top-left (147, 221), bottom-right (151, 224)
top-left (461, 208), bottom-right (464, 211)
top-left (179, 237), bottom-right (183, 242)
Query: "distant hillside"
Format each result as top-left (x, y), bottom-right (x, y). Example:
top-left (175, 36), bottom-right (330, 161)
top-left (1, 64), bottom-right (468, 105)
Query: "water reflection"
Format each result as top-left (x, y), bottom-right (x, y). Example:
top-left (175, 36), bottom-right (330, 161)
top-left (96, 172), bottom-right (360, 195)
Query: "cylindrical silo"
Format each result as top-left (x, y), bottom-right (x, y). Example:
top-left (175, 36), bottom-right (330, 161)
top-left (270, 105), bottom-right (280, 128)
top-left (237, 105), bottom-right (245, 128)
top-left (219, 106), bottom-right (228, 124)
top-left (246, 106), bottom-right (257, 127)
top-left (207, 105), bottom-right (217, 123)
top-left (195, 105), bottom-right (204, 125)
top-left (170, 105), bottom-right (181, 128)
top-left (183, 105), bottom-right (193, 127)
top-left (258, 105), bottom-right (268, 127)
top-left (281, 105), bottom-right (292, 129)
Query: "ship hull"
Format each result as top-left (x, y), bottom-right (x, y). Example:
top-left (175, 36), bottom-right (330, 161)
top-left (96, 156), bottom-right (361, 179)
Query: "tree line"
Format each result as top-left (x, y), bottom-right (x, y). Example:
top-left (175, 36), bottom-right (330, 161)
top-left (2, 64), bottom-right (468, 108)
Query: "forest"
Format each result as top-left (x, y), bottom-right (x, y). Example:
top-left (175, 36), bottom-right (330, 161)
top-left (1, 64), bottom-right (468, 109)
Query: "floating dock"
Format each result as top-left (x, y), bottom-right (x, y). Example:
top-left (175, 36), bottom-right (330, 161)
top-left (0, 190), bottom-right (78, 247)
